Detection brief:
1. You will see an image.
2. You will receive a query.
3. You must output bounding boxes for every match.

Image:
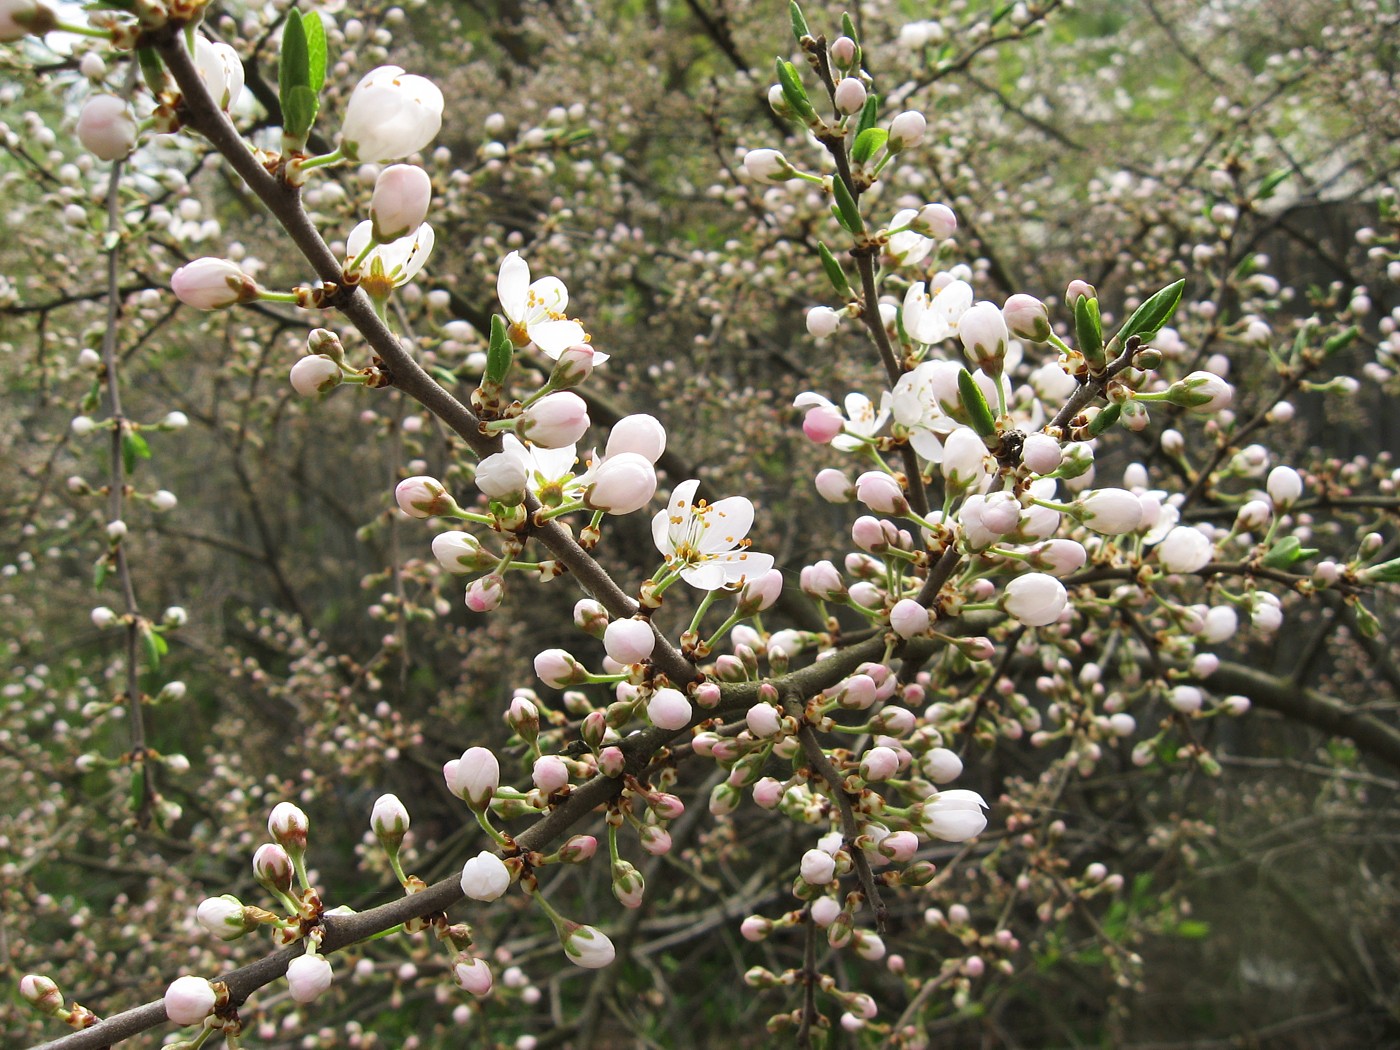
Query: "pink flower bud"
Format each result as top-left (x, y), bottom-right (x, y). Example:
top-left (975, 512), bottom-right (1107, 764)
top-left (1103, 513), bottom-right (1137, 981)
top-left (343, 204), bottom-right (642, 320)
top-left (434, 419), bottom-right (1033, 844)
top-left (888, 110), bottom-right (926, 149)
top-left (814, 468), bottom-right (854, 503)
top-left (833, 77), bottom-right (867, 114)
top-left (1021, 432), bottom-right (1062, 473)
top-left (286, 954), bottom-right (334, 1003)
top-left (519, 391), bottom-right (590, 448)
top-left (290, 355), bottom-right (341, 396)
top-left (1065, 279), bottom-right (1096, 303)
top-left (889, 598), bottom-right (930, 639)
top-left (598, 745), bottom-right (626, 777)
top-left (585, 452), bottom-right (656, 514)
top-left (1169, 370), bottom-right (1234, 412)
top-left (1168, 685), bottom-right (1203, 713)
top-left (802, 403), bottom-right (845, 444)
top-left (741, 915), bottom-right (775, 941)
top-left (612, 859), bottom-right (646, 908)
top-left (859, 746), bottom-right (900, 781)
top-left (465, 573), bottom-right (505, 612)
top-left (268, 802), bottom-right (309, 850)
top-left (252, 843), bottom-right (294, 894)
top-left (370, 164), bottom-right (432, 242)
top-left (431, 531), bottom-right (492, 574)
top-left (605, 414), bottom-right (667, 462)
top-left (960, 301), bottom-right (1009, 374)
top-left (395, 475), bottom-right (453, 518)
top-left (855, 471), bottom-right (909, 515)
top-left (1002, 293), bottom-right (1052, 341)
top-left (171, 258), bottom-right (256, 310)
top-left (746, 702), bottom-right (783, 738)
top-left (737, 569), bottom-right (783, 614)
top-left (20, 973), bottom-right (63, 1015)
top-left (913, 202), bottom-right (957, 239)
top-left (1003, 572), bottom-right (1068, 627)
top-left (852, 515), bottom-right (891, 552)
top-left (452, 956), bottom-right (493, 997)
top-left (444, 746), bottom-right (498, 808)
top-left (800, 560), bottom-right (846, 600)
top-left (647, 687), bottom-right (692, 730)
top-left (559, 834), bottom-right (597, 863)
top-left (800, 848), bottom-right (837, 885)
top-left (196, 895), bottom-right (251, 940)
top-left (1027, 539), bottom-right (1087, 577)
top-left (460, 851), bottom-right (511, 901)
top-left (76, 95), bottom-right (137, 160)
top-left (0, 1), bottom-right (56, 41)
top-left (550, 344), bottom-right (595, 387)
top-left (603, 618), bottom-right (655, 664)
top-left (535, 648), bottom-right (586, 688)
top-left (639, 824), bottom-right (672, 856)
top-left (532, 755), bottom-right (570, 794)
top-left (164, 975), bottom-right (217, 1026)
top-left (371, 794), bottom-right (410, 844)
top-left (878, 831), bottom-right (919, 863)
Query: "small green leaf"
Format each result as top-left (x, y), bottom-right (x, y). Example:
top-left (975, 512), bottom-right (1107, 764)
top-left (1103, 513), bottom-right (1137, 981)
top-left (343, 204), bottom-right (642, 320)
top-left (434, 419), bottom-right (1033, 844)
top-left (82, 380), bottom-right (101, 414)
top-left (429, 365), bottom-right (459, 387)
top-left (1075, 295), bottom-right (1105, 371)
top-left (1323, 325), bottom-right (1359, 357)
top-left (841, 12), bottom-right (858, 43)
top-left (1351, 601), bottom-right (1381, 639)
top-left (850, 127), bottom-right (887, 166)
top-left (1261, 535), bottom-right (1318, 569)
top-left (137, 47), bottom-right (166, 95)
top-left (855, 94), bottom-right (879, 139)
top-left (93, 558), bottom-right (108, 590)
top-left (1363, 556), bottom-right (1400, 583)
top-left (302, 10), bottom-right (327, 93)
top-left (122, 430), bottom-right (151, 476)
top-left (129, 763), bottom-right (146, 811)
top-left (485, 314), bottom-right (514, 387)
top-left (283, 85), bottom-right (320, 143)
top-left (139, 624), bottom-right (166, 669)
top-left (830, 176), bottom-right (863, 234)
top-left (789, 0), bottom-right (810, 42)
top-left (1086, 402), bottom-right (1121, 436)
top-left (1255, 169), bottom-right (1289, 201)
top-left (1112, 278), bottom-right (1184, 351)
top-left (957, 368), bottom-right (997, 437)
top-left (776, 59), bottom-right (817, 123)
top-left (816, 242), bottom-right (853, 298)
top-left (1174, 919), bottom-right (1211, 940)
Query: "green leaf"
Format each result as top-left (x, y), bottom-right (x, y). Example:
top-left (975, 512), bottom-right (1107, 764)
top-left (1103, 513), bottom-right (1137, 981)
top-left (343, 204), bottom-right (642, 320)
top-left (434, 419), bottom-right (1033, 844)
top-left (1261, 535), bottom-right (1318, 569)
top-left (855, 94), bottom-right (879, 139)
top-left (841, 11), bottom-right (858, 42)
top-left (1255, 169), bottom-right (1289, 201)
top-left (279, 9), bottom-right (317, 141)
top-left (137, 47), bottom-right (166, 96)
top-left (1363, 556), bottom-right (1400, 583)
top-left (1174, 919), bottom-right (1211, 940)
top-left (139, 624), bottom-right (166, 670)
top-left (1351, 601), bottom-right (1381, 639)
top-left (129, 763), bottom-right (146, 812)
top-left (1074, 294), bottom-right (1105, 371)
top-left (775, 59), bottom-right (817, 123)
top-left (850, 127), bottom-right (887, 166)
top-left (957, 368), bottom-right (997, 437)
top-left (816, 243), bottom-right (853, 298)
top-left (122, 430), bottom-right (151, 476)
top-left (302, 10), bottom-right (327, 93)
top-left (830, 175), bottom-right (863, 234)
top-left (1112, 278), bottom-right (1184, 351)
top-left (93, 557), bottom-right (108, 590)
top-left (1323, 325), bottom-right (1359, 357)
top-left (1086, 402), bottom-right (1121, 436)
top-left (485, 314), bottom-right (514, 387)
top-left (789, 0), bottom-right (810, 42)
top-left (283, 85), bottom-right (320, 143)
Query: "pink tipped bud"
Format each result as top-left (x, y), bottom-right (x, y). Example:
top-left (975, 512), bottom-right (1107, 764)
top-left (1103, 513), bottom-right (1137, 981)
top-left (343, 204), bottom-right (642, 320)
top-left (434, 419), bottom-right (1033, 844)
top-left (598, 746), bottom-right (626, 777)
top-left (370, 163), bottom-right (432, 242)
top-left (20, 974), bottom-right (63, 1015)
top-left (815, 468), bottom-right (854, 503)
top-left (395, 475), bottom-right (454, 518)
top-left (833, 77), bottom-right (867, 114)
top-left (518, 391), bottom-right (590, 449)
top-left (290, 354), bottom-right (342, 396)
top-left (172, 258), bottom-right (257, 310)
top-left (584, 452), bottom-right (657, 515)
top-left (603, 618), bottom-right (656, 664)
top-left (252, 842), bottom-right (294, 895)
top-left (371, 794), bottom-right (410, 847)
top-left (742, 148), bottom-right (796, 184)
top-left (286, 954), bottom-right (334, 1003)
top-left (76, 94), bottom-right (137, 160)
top-left (550, 344), bottom-right (596, 387)
top-left (268, 802), bottom-right (309, 850)
top-left (605, 414), bottom-right (667, 462)
top-left (800, 848), bottom-right (837, 885)
top-left (611, 859), bottom-right (646, 908)
top-left (558, 834), bottom-right (597, 863)
top-left (855, 471), bottom-right (909, 515)
top-left (912, 202), bottom-right (957, 239)
top-left (534, 648), bottom-right (587, 689)
top-left (452, 955), bottom-right (493, 997)
top-left (646, 687), bottom-right (692, 731)
top-left (444, 746), bottom-right (499, 808)
top-left (1002, 293), bottom-right (1051, 341)
top-left (889, 598), bottom-right (930, 639)
top-left (465, 572), bottom-right (504, 612)
top-left (562, 924), bottom-right (615, 969)
top-left (164, 975), bottom-right (218, 1026)
top-left (888, 110), bottom-right (926, 149)
top-left (196, 895), bottom-right (253, 941)
top-left (1002, 572), bottom-right (1067, 627)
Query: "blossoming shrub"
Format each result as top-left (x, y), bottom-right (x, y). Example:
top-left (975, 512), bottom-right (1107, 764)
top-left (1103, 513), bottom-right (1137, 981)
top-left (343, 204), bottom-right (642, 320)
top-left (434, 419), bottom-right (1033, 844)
top-left (2, 0), bottom-right (1399, 1047)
